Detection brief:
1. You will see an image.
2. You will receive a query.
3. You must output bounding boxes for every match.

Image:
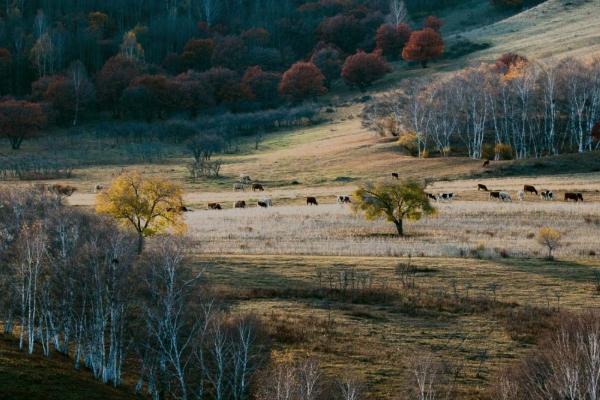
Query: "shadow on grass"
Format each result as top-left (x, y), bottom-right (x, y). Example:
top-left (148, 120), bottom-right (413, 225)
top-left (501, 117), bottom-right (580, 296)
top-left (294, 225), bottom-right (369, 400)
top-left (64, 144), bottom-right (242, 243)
top-left (494, 257), bottom-right (600, 283)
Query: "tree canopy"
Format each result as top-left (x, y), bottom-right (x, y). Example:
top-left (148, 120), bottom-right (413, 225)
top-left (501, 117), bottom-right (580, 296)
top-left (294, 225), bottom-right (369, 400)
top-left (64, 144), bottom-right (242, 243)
top-left (96, 171), bottom-right (186, 253)
top-left (353, 180), bottom-right (435, 236)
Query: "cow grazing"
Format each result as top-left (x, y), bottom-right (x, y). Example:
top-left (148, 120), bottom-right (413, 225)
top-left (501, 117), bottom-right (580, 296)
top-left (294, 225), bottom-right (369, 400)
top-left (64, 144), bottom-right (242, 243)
top-left (565, 192), bottom-right (583, 202)
top-left (482, 160), bottom-right (490, 168)
top-left (499, 191), bottom-right (512, 202)
top-left (337, 195), bottom-right (351, 204)
top-left (307, 196), bottom-right (318, 206)
top-left (239, 174), bottom-right (252, 183)
top-left (252, 183), bottom-right (264, 191)
top-left (233, 183), bottom-right (245, 191)
top-left (540, 190), bottom-right (554, 201)
top-left (234, 200), bottom-right (246, 208)
top-left (259, 197), bottom-right (273, 207)
top-left (94, 184), bottom-right (104, 193)
top-left (257, 201), bottom-right (268, 208)
top-left (208, 203), bottom-right (222, 210)
top-left (477, 184), bottom-right (489, 191)
top-left (517, 190), bottom-right (525, 202)
top-left (524, 185), bottom-right (538, 195)
top-left (489, 191), bottom-right (501, 200)
top-left (391, 172), bottom-right (399, 179)
top-left (426, 193), bottom-right (437, 201)
top-left (49, 184), bottom-right (77, 197)
top-left (438, 192), bottom-right (454, 202)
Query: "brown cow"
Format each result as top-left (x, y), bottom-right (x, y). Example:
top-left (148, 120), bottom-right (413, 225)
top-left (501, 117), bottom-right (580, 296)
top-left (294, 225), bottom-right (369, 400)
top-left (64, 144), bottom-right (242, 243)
top-left (208, 203), bottom-right (222, 210)
top-left (477, 184), bottom-right (489, 191)
top-left (307, 196), bottom-right (318, 206)
top-left (49, 184), bottom-right (77, 197)
top-left (391, 172), bottom-right (399, 179)
top-left (523, 185), bottom-right (538, 195)
top-left (489, 191), bottom-right (501, 200)
top-left (257, 201), bottom-right (269, 208)
top-left (234, 200), bottom-right (246, 208)
top-left (565, 192), bottom-right (584, 202)
top-left (482, 160), bottom-right (490, 168)
top-left (252, 183), bottom-right (264, 192)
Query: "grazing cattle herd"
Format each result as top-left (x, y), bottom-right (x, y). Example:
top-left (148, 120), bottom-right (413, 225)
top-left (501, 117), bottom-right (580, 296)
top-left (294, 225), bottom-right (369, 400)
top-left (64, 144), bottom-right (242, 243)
top-left (87, 171), bottom-right (591, 212)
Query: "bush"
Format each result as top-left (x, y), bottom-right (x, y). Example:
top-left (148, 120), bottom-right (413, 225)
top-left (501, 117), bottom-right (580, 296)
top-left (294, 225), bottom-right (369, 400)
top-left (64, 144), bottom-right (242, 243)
top-left (397, 132), bottom-right (418, 156)
top-left (341, 50), bottom-right (391, 91)
top-left (537, 227), bottom-right (561, 259)
top-left (495, 143), bottom-right (514, 160)
top-left (279, 62), bottom-right (326, 102)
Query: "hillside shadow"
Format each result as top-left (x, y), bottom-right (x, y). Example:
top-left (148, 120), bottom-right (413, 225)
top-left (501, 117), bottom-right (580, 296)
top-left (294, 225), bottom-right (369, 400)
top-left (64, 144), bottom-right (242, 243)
top-left (494, 257), bottom-right (600, 283)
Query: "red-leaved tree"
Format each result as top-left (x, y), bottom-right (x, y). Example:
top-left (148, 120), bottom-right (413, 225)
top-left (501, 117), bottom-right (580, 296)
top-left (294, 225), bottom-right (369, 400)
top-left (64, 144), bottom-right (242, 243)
top-left (341, 50), bottom-right (391, 91)
top-left (242, 66), bottom-right (281, 107)
top-left (182, 38), bottom-right (214, 71)
top-left (375, 23), bottom-right (411, 60)
top-left (96, 55), bottom-right (140, 115)
top-left (495, 52), bottom-right (528, 74)
top-left (279, 62), bottom-right (326, 102)
top-left (402, 28), bottom-right (444, 68)
top-left (0, 99), bottom-right (47, 149)
top-left (172, 71), bottom-right (215, 116)
top-left (317, 15), bottom-right (365, 54)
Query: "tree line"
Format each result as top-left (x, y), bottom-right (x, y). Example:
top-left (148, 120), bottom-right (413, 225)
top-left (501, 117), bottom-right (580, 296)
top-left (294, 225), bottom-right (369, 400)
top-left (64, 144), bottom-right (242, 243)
top-left (0, 0), bottom-right (448, 150)
top-left (366, 54), bottom-right (600, 159)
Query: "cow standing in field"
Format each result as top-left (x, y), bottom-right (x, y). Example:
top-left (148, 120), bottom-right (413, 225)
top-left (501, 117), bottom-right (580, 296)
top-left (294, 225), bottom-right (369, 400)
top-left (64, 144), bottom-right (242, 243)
top-left (438, 193), bottom-right (454, 202)
top-left (482, 160), bottom-right (490, 168)
top-left (517, 190), bottom-right (525, 202)
top-left (49, 184), bottom-right (77, 197)
top-left (392, 173), bottom-right (399, 179)
top-left (565, 192), bottom-right (584, 202)
top-left (540, 190), bottom-right (554, 201)
top-left (478, 184), bottom-right (489, 191)
top-left (426, 193), bottom-right (437, 201)
top-left (524, 185), bottom-right (538, 196)
top-left (252, 183), bottom-right (264, 191)
top-left (234, 200), bottom-right (246, 208)
top-left (307, 196), bottom-right (318, 206)
top-left (489, 191), bottom-right (501, 200)
top-left (337, 195), bottom-right (351, 204)
top-left (499, 191), bottom-right (512, 202)
top-left (208, 203), bottom-right (222, 210)
top-left (258, 198), bottom-right (272, 208)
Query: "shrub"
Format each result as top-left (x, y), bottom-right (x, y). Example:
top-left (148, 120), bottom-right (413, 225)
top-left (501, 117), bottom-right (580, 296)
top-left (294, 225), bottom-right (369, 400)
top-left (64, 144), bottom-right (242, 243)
top-left (537, 227), bottom-right (561, 259)
top-left (375, 23), bottom-right (411, 59)
top-left (495, 143), bottom-right (514, 160)
top-left (310, 46), bottom-right (343, 88)
top-left (397, 132), bottom-right (418, 156)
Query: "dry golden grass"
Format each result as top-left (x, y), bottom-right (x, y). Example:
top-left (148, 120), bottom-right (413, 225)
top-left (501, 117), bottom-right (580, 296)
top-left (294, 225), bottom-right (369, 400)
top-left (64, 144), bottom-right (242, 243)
top-left (461, 0), bottom-right (600, 61)
top-left (186, 200), bottom-right (600, 259)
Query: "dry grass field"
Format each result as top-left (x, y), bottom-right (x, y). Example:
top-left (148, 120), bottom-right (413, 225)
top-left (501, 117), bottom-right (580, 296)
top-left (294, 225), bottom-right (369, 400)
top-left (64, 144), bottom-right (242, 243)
top-left (186, 201), bottom-right (600, 258)
top-left (461, 0), bottom-right (600, 61)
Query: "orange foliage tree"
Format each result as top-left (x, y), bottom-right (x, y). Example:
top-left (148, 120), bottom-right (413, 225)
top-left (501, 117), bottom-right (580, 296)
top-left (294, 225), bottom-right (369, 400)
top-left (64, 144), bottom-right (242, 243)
top-left (402, 28), bottom-right (444, 68)
top-left (341, 50), bottom-right (391, 91)
top-left (279, 62), bottom-right (326, 102)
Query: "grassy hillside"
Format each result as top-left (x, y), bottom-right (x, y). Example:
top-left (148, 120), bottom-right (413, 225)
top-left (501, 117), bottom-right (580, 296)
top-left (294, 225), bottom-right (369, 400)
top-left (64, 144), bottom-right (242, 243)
top-left (0, 335), bottom-right (135, 400)
top-left (461, 0), bottom-right (600, 61)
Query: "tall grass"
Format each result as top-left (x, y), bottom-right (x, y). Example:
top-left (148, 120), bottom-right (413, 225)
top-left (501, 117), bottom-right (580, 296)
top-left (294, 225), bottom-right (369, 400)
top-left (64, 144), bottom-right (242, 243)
top-left (186, 202), bottom-right (600, 258)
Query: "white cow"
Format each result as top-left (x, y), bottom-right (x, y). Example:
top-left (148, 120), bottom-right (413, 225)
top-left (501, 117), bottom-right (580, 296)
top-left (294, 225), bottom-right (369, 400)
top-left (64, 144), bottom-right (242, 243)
top-left (499, 191), bottom-right (512, 202)
top-left (337, 195), bottom-right (351, 204)
top-left (540, 190), bottom-right (554, 201)
top-left (517, 190), bottom-right (525, 202)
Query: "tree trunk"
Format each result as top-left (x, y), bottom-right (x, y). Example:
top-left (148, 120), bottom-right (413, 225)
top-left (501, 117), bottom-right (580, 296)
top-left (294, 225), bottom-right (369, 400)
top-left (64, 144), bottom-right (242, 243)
top-left (394, 219), bottom-right (404, 236)
top-left (137, 233), bottom-right (144, 254)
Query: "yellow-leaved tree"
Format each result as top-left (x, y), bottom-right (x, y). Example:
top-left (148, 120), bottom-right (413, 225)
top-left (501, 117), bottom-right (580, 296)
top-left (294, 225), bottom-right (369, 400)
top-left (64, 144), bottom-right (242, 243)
top-left (353, 180), bottom-right (435, 236)
top-left (96, 171), bottom-right (186, 253)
